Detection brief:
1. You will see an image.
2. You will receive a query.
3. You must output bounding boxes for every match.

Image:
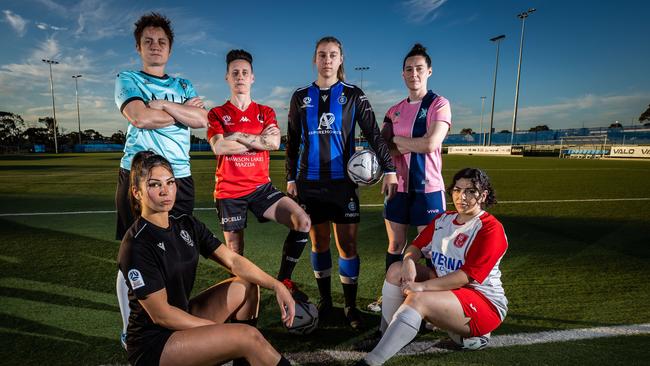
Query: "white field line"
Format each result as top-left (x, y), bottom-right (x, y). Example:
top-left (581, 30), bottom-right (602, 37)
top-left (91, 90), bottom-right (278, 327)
top-left (286, 323), bottom-right (650, 364)
top-left (1, 198), bottom-right (649, 217)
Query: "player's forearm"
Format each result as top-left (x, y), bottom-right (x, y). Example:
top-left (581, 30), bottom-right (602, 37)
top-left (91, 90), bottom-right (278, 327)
top-left (420, 269), bottom-right (470, 291)
top-left (209, 135), bottom-right (250, 155)
top-left (234, 132), bottom-right (280, 151)
top-left (230, 254), bottom-right (281, 291)
top-left (393, 135), bottom-right (436, 154)
top-left (162, 102), bottom-right (208, 129)
top-left (150, 304), bottom-right (215, 330)
top-left (126, 109), bottom-right (175, 129)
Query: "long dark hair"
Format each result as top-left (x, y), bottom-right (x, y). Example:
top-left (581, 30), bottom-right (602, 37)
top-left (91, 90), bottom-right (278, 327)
top-left (446, 168), bottom-right (497, 208)
top-left (129, 151), bottom-right (174, 216)
top-left (314, 36), bottom-right (345, 81)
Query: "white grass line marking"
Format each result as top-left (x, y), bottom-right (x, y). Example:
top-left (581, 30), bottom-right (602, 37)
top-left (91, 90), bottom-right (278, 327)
top-left (286, 323), bottom-right (650, 363)
top-left (2, 198), bottom-right (649, 217)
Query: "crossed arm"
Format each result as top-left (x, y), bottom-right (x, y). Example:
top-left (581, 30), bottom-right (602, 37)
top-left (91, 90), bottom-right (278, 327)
top-left (382, 121), bottom-right (450, 156)
top-left (137, 244), bottom-right (295, 330)
top-left (399, 245), bottom-right (470, 294)
top-left (122, 97), bottom-right (208, 130)
top-left (209, 125), bottom-right (281, 156)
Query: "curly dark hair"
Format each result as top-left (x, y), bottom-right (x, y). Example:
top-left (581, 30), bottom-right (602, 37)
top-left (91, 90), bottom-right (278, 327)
top-left (446, 168), bottom-right (497, 208)
top-left (134, 12), bottom-right (174, 49)
top-left (226, 49), bottom-right (253, 71)
top-left (129, 151), bottom-right (174, 217)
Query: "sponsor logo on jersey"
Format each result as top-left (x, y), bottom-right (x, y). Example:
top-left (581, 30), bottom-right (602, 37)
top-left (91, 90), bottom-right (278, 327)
top-left (427, 208), bottom-right (440, 215)
top-left (321, 94), bottom-right (328, 102)
top-left (338, 95), bottom-right (347, 104)
top-left (180, 229), bottom-right (194, 246)
top-left (267, 190), bottom-right (282, 200)
top-left (430, 250), bottom-right (464, 272)
top-left (240, 116), bottom-right (251, 123)
top-left (418, 108), bottom-right (428, 119)
top-left (318, 113), bottom-right (335, 130)
top-left (128, 269), bottom-right (145, 289)
top-left (221, 215), bottom-right (243, 224)
top-left (469, 303), bottom-right (478, 313)
top-left (302, 96), bottom-right (313, 108)
top-left (347, 200), bottom-right (357, 212)
top-left (157, 242), bottom-right (166, 251)
top-left (454, 233), bottom-right (469, 248)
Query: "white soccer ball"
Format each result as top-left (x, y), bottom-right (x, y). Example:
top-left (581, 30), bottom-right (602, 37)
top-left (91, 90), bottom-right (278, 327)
top-left (347, 149), bottom-right (382, 186)
top-left (447, 331), bottom-right (491, 350)
top-left (285, 301), bottom-right (319, 335)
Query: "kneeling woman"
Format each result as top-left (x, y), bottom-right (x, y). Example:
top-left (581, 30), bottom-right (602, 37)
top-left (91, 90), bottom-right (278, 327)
top-left (118, 151), bottom-right (294, 366)
top-left (358, 168), bottom-right (507, 365)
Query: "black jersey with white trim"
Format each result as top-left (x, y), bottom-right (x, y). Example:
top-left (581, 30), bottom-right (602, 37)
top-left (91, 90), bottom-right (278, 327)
top-left (286, 81), bottom-right (395, 182)
top-left (117, 214), bottom-right (222, 348)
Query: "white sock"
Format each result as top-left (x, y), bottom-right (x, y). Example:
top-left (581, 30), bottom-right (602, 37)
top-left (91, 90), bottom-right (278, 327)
top-left (116, 271), bottom-right (130, 334)
top-left (365, 304), bottom-right (422, 365)
top-left (380, 280), bottom-right (405, 333)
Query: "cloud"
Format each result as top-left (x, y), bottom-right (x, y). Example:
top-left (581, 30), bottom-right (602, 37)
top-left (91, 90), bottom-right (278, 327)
top-left (36, 22), bottom-right (67, 31)
top-left (3, 10), bottom-right (28, 36)
top-left (402, 0), bottom-right (447, 24)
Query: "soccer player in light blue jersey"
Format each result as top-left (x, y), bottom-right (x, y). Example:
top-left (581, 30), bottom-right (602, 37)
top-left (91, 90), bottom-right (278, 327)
top-left (113, 12), bottom-right (208, 350)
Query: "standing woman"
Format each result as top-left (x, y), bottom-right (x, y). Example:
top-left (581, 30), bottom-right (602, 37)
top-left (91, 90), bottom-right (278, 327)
top-left (368, 43), bottom-right (452, 312)
top-left (118, 151), bottom-right (294, 366)
top-left (285, 36), bottom-right (397, 329)
top-left (356, 168), bottom-right (508, 366)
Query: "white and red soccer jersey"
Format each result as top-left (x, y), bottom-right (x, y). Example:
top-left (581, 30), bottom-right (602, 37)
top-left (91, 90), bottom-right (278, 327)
top-left (207, 101), bottom-right (278, 199)
top-left (412, 210), bottom-right (508, 319)
top-left (383, 95), bottom-right (451, 193)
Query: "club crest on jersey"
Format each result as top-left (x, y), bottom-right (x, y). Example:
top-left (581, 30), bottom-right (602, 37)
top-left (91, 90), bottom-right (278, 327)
top-left (180, 230), bottom-right (194, 247)
top-left (180, 80), bottom-right (187, 90)
top-left (418, 108), bottom-right (428, 119)
top-left (338, 95), bottom-right (347, 104)
top-left (318, 113), bottom-right (335, 130)
top-left (223, 115), bottom-right (232, 125)
top-left (454, 233), bottom-right (469, 248)
top-left (257, 114), bottom-right (264, 123)
top-left (302, 96), bottom-right (313, 108)
top-left (128, 269), bottom-right (145, 289)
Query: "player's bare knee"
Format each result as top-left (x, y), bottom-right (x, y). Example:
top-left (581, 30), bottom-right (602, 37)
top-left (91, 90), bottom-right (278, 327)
top-left (387, 240), bottom-right (405, 254)
top-left (385, 262), bottom-right (402, 284)
top-left (296, 214), bottom-right (311, 232)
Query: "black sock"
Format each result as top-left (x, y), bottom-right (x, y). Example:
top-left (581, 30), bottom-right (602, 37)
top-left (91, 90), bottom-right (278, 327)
top-left (277, 355), bottom-right (292, 366)
top-left (342, 282), bottom-right (358, 308)
top-left (277, 230), bottom-right (309, 280)
top-left (316, 276), bottom-right (332, 303)
top-left (385, 252), bottom-right (403, 272)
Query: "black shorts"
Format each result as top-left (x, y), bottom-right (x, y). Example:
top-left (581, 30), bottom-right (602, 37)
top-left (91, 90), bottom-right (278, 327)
top-left (115, 168), bottom-right (195, 240)
top-left (296, 180), bottom-right (360, 225)
top-left (127, 328), bottom-right (173, 366)
top-left (215, 182), bottom-right (285, 232)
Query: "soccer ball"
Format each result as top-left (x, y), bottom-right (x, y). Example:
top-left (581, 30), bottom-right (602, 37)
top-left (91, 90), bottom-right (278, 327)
top-left (285, 300), bottom-right (319, 335)
top-left (447, 331), bottom-right (491, 350)
top-left (347, 149), bottom-right (382, 186)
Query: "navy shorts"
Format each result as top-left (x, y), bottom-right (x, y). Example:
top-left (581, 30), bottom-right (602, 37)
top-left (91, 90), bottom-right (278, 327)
top-left (383, 190), bottom-right (445, 226)
top-left (215, 183), bottom-right (285, 231)
top-left (296, 180), bottom-right (360, 225)
top-left (115, 168), bottom-right (194, 240)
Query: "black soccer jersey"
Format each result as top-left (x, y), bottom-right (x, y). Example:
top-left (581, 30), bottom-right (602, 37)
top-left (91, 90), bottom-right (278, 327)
top-left (117, 214), bottom-right (222, 355)
top-left (286, 81), bottom-right (395, 182)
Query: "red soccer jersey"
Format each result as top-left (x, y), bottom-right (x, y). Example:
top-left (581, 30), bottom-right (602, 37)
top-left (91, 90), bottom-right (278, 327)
top-left (207, 101), bottom-right (278, 199)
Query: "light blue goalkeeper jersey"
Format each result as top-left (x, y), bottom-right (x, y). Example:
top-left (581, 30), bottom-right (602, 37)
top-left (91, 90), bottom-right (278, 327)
top-left (114, 70), bottom-right (198, 177)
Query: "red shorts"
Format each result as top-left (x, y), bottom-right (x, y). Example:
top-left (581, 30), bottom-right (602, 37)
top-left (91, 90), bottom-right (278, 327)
top-left (451, 287), bottom-right (502, 337)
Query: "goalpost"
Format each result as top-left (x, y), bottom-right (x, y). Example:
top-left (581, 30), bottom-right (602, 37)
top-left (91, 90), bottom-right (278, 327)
top-left (558, 135), bottom-right (609, 159)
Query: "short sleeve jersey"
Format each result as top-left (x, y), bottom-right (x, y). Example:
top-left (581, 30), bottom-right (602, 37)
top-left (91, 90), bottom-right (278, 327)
top-left (206, 101), bottom-right (278, 199)
top-left (286, 81), bottom-right (395, 182)
top-left (412, 211), bottom-right (508, 319)
top-left (114, 70), bottom-right (199, 178)
top-left (383, 94), bottom-right (451, 193)
top-left (117, 214), bottom-right (222, 350)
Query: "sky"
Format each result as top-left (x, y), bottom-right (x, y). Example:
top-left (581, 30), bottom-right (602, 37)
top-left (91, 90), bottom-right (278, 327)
top-left (1, 0), bottom-right (649, 138)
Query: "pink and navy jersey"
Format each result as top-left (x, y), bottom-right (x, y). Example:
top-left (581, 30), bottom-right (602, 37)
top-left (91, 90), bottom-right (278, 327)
top-left (383, 92), bottom-right (451, 193)
top-left (412, 211), bottom-right (508, 320)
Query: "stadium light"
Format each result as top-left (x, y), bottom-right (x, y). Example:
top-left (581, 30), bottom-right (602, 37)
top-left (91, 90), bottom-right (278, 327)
top-left (72, 75), bottom-right (83, 145)
top-left (488, 35), bottom-right (505, 146)
top-left (42, 59), bottom-right (60, 154)
top-left (511, 8), bottom-right (537, 146)
top-left (354, 66), bottom-right (370, 90)
top-left (480, 96), bottom-right (486, 145)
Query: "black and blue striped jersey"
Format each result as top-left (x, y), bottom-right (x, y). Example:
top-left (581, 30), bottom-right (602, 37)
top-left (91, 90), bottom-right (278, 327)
top-left (286, 81), bottom-right (395, 182)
